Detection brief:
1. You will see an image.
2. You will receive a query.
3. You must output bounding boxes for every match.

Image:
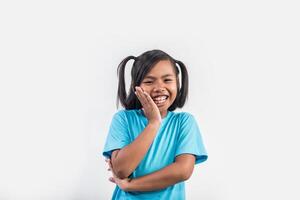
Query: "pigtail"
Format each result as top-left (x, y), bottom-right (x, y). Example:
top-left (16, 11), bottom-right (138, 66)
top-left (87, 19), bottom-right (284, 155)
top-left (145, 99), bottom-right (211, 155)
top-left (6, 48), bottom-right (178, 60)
top-left (117, 56), bottom-right (136, 109)
top-left (174, 59), bottom-right (189, 107)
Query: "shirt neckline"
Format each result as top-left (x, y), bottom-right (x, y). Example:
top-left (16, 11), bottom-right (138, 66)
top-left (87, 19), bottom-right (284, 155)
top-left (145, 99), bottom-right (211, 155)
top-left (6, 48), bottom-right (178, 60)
top-left (138, 109), bottom-right (171, 122)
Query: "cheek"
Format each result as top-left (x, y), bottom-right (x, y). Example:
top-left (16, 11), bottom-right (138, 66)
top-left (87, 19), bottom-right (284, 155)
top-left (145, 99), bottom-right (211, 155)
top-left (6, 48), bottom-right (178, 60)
top-left (140, 85), bottom-right (151, 94)
top-left (169, 85), bottom-right (178, 95)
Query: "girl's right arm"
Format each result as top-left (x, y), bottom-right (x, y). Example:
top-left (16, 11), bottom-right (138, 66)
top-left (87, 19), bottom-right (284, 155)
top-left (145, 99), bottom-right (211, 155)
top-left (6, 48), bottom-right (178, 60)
top-left (111, 87), bottom-right (161, 179)
top-left (111, 121), bottom-right (160, 179)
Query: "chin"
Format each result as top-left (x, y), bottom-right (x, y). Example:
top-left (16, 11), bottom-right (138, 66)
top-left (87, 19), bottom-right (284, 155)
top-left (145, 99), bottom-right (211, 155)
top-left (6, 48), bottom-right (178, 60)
top-left (159, 106), bottom-right (169, 113)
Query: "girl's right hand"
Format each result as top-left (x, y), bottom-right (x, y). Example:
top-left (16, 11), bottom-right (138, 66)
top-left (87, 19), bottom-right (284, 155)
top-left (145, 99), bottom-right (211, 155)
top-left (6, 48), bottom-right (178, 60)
top-left (135, 86), bottom-right (162, 124)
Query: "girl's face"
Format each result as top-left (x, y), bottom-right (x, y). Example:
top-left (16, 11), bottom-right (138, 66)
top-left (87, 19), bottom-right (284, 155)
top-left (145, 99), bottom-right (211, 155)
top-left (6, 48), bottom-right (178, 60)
top-left (140, 60), bottom-right (178, 117)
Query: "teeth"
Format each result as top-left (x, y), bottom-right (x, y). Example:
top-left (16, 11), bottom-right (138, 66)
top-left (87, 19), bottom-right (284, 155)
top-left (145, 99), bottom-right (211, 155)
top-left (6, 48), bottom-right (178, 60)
top-left (153, 96), bottom-right (167, 101)
top-left (152, 95), bottom-right (168, 105)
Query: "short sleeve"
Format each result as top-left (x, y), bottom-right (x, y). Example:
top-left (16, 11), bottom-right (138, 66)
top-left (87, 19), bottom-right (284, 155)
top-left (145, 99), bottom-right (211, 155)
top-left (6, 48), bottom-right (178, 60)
top-left (175, 113), bottom-right (208, 164)
top-left (102, 111), bottom-right (130, 159)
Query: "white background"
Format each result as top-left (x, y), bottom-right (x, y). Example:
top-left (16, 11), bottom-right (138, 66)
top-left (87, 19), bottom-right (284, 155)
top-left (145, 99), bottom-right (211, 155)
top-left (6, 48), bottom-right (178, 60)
top-left (1, 0), bottom-right (300, 199)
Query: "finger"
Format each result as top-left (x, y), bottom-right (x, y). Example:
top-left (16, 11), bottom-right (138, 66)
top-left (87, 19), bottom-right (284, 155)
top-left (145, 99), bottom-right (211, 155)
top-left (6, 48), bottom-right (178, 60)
top-left (142, 91), bottom-right (158, 109)
top-left (135, 87), bottom-right (147, 106)
top-left (136, 87), bottom-right (153, 111)
top-left (137, 87), bottom-right (151, 107)
top-left (108, 159), bottom-right (112, 167)
top-left (136, 86), bottom-right (144, 92)
top-left (109, 177), bottom-right (116, 183)
top-left (134, 87), bottom-right (142, 99)
top-left (108, 161), bottom-right (115, 174)
top-left (108, 164), bottom-right (112, 171)
top-left (136, 86), bottom-right (145, 94)
top-left (136, 86), bottom-right (145, 98)
top-left (143, 91), bottom-right (154, 104)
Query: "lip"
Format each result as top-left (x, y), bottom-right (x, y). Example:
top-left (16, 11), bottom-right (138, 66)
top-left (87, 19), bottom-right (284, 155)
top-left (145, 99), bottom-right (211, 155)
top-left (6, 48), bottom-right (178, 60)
top-left (152, 96), bottom-right (169, 107)
top-left (151, 94), bottom-right (169, 99)
top-left (155, 101), bottom-right (166, 107)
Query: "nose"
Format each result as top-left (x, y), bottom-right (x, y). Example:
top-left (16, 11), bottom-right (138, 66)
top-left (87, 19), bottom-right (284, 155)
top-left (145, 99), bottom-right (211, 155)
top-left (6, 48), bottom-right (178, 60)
top-left (153, 87), bottom-right (165, 92)
top-left (153, 80), bottom-right (166, 92)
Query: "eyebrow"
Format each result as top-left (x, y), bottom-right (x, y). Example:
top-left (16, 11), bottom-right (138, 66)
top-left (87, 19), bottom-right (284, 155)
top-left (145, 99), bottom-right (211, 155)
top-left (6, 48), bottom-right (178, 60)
top-left (144, 74), bottom-right (174, 79)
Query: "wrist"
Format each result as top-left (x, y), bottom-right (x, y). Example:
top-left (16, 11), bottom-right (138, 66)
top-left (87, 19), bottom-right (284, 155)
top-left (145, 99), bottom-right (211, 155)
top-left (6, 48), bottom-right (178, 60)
top-left (148, 120), bottom-right (161, 128)
top-left (123, 178), bottom-right (134, 192)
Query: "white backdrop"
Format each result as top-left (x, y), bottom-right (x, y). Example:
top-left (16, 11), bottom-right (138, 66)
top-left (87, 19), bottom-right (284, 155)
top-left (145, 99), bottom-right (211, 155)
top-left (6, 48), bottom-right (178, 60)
top-left (1, 0), bottom-right (300, 199)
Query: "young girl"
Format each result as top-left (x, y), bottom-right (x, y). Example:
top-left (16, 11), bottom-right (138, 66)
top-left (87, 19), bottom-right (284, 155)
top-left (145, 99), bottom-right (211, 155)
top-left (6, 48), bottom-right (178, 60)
top-left (103, 49), bottom-right (208, 199)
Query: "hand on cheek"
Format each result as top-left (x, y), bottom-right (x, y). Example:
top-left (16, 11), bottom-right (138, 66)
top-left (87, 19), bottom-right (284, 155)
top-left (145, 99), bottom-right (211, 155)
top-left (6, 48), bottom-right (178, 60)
top-left (134, 86), bottom-right (161, 124)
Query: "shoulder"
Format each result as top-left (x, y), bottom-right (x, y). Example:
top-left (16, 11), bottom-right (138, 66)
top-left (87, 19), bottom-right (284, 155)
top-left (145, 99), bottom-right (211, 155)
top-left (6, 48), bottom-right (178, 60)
top-left (112, 109), bottom-right (142, 121)
top-left (172, 111), bottom-right (196, 123)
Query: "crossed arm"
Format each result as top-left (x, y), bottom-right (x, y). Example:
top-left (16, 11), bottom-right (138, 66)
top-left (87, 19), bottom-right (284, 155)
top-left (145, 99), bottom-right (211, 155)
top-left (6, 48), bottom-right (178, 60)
top-left (109, 153), bottom-right (195, 192)
top-left (107, 122), bottom-right (196, 192)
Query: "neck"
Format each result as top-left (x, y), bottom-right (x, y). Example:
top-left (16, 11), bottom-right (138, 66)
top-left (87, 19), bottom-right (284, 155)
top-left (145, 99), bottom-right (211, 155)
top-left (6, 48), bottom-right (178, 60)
top-left (160, 110), bottom-right (168, 119)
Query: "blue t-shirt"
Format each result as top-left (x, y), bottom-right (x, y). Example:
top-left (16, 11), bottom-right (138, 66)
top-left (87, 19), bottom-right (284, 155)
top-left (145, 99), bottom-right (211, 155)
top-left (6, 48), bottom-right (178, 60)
top-left (103, 109), bottom-right (208, 200)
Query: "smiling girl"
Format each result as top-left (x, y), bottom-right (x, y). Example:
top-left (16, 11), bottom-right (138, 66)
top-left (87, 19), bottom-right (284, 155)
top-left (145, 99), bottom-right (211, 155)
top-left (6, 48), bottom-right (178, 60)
top-left (103, 49), bottom-right (208, 199)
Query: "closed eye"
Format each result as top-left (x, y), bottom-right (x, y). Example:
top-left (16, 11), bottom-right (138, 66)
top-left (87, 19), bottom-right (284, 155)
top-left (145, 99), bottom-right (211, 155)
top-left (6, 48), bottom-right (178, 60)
top-left (164, 79), bottom-right (173, 82)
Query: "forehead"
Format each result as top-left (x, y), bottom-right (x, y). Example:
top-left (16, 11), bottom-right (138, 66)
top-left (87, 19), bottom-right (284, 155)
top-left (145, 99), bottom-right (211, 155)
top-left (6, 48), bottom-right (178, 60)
top-left (146, 60), bottom-right (176, 77)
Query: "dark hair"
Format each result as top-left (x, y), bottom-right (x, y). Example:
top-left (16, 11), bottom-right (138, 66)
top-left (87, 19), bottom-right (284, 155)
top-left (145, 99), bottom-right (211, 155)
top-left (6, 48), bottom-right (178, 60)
top-left (117, 49), bottom-right (188, 111)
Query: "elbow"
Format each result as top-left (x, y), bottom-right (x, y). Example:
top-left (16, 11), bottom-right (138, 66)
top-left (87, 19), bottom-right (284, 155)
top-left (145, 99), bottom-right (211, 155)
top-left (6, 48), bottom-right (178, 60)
top-left (180, 170), bottom-right (193, 181)
top-left (111, 150), bottom-right (132, 179)
top-left (112, 161), bottom-right (130, 179)
top-left (111, 162), bottom-right (130, 179)
top-left (175, 154), bottom-right (195, 181)
top-left (115, 169), bottom-right (130, 179)
top-left (179, 165), bottom-right (194, 181)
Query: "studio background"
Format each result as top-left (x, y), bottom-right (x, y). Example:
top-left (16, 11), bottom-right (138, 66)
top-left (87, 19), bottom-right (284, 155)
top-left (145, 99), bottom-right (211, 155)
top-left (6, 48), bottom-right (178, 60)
top-left (0, 0), bottom-right (299, 199)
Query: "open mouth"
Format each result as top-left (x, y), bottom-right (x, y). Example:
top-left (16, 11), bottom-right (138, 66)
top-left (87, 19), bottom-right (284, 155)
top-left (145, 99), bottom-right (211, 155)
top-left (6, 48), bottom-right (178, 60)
top-left (152, 95), bottom-right (169, 106)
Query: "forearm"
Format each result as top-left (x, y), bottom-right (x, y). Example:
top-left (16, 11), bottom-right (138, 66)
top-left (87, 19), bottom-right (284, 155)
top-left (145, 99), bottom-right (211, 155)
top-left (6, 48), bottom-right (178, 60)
top-left (126, 162), bottom-right (188, 192)
top-left (112, 122), bottom-right (160, 178)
